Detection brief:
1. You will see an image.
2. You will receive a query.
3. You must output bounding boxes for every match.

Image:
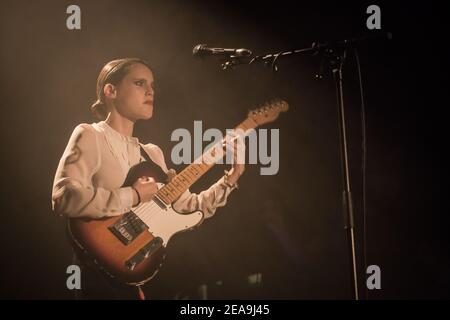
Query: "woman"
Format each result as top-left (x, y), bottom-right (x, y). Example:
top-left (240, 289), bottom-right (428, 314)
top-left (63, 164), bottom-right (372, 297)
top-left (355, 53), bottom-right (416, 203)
top-left (52, 58), bottom-right (245, 299)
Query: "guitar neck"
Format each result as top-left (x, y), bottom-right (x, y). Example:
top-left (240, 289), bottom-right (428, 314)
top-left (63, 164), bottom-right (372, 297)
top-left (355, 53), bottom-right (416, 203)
top-left (156, 118), bottom-right (257, 205)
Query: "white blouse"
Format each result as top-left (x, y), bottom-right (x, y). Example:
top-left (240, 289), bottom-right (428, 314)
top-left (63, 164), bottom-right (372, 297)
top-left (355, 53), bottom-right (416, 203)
top-left (52, 121), bottom-right (236, 219)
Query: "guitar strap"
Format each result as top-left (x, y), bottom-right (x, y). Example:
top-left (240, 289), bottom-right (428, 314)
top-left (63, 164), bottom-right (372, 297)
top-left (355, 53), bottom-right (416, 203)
top-left (136, 144), bottom-right (168, 185)
top-left (139, 144), bottom-right (152, 163)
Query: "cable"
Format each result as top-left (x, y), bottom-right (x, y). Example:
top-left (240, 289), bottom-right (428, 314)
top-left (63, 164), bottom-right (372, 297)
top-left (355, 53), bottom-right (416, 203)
top-left (354, 48), bottom-right (368, 300)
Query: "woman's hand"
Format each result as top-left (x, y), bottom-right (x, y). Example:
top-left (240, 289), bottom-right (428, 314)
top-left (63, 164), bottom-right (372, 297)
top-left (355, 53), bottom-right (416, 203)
top-left (132, 176), bottom-right (158, 205)
top-left (224, 131), bottom-right (245, 186)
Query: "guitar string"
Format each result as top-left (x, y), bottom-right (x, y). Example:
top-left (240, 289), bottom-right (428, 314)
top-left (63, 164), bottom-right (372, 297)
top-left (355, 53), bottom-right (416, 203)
top-left (131, 128), bottom-right (251, 225)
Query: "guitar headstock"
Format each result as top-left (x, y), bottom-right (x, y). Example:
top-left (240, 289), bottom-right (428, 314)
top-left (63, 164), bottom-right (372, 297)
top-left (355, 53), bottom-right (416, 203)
top-left (248, 99), bottom-right (289, 126)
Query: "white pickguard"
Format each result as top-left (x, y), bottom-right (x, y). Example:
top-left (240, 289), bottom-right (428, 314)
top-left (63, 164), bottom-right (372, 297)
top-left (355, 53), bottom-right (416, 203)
top-left (131, 183), bottom-right (203, 245)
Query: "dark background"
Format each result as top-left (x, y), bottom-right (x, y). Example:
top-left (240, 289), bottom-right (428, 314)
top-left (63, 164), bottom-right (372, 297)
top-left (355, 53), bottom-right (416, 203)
top-left (0, 0), bottom-right (446, 299)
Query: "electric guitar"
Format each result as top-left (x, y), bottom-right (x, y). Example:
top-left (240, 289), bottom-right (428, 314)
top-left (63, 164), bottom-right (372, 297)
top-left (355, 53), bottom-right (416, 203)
top-left (67, 100), bottom-right (289, 286)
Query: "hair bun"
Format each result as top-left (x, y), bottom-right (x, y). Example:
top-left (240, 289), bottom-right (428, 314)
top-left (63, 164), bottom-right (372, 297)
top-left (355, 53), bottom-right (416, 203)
top-left (91, 99), bottom-right (107, 120)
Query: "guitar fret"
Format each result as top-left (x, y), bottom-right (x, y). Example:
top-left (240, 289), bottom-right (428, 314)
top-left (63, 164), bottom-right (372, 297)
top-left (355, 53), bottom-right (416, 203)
top-left (183, 169), bottom-right (194, 180)
top-left (162, 188), bottom-right (171, 198)
top-left (188, 167), bottom-right (197, 178)
top-left (180, 172), bottom-right (190, 184)
top-left (157, 190), bottom-right (170, 204)
top-left (171, 178), bottom-right (182, 190)
top-left (171, 179), bottom-right (179, 189)
top-left (167, 185), bottom-right (179, 198)
top-left (163, 184), bottom-right (177, 198)
top-left (199, 163), bottom-right (209, 171)
top-left (179, 175), bottom-right (190, 188)
top-left (192, 165), bottom-right (200, 174)
top-left (196, 167), bottom-right (205, 175)
top-left (173, 176), bottom-right (185, 189)
top-left (167, 184), bottom-right (178, 196)
top-left (166, 192), bottom-right (176, 203)
top-left (193, 166), bottom-right (202, 175)
top-left (173, 182), bottom-right (184, 195)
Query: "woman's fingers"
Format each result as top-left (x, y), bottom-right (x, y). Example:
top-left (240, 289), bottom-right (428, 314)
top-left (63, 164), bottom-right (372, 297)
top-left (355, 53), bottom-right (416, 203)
top-left (167, 169), bottom-right (177, 182)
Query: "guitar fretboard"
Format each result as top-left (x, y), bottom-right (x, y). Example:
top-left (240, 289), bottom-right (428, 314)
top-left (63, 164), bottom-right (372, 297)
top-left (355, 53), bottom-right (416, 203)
top-left (156, 118), bottom-right (257, 204)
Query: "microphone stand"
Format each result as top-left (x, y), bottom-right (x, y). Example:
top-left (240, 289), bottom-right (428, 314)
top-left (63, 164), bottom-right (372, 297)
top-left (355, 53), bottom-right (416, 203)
top-left (215, 33), bottom-right (391, 299)
top-left (306, 39), bottom-right (360, 300)
top-left (322, 43), bottom-right (360, 301)
top-left (221, 32), bottom-right (391, 72)
top-left (226, 37), bottom-right (363, 300)
top-left (222, 41), bottom-right (360, 299)
top-left (297, 40), bottom-right (361, 300)
top-left (219, 43), bottom-right (319, 70)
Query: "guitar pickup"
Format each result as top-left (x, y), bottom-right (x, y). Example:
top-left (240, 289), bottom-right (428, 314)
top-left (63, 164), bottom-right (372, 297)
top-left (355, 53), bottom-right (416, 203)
top-left (109, 211), bottom-right (148, 245)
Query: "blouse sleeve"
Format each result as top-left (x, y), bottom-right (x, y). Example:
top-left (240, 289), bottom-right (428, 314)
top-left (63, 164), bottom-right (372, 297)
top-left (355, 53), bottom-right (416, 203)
top-left (52, 124), bottom-right (134, 218)
top-left (172, 176), bottom-right (237, 219)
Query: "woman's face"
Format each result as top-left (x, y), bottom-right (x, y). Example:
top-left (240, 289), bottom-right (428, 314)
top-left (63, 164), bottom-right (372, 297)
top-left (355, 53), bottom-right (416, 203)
top-left (112, 63), bottom-right (155, 121)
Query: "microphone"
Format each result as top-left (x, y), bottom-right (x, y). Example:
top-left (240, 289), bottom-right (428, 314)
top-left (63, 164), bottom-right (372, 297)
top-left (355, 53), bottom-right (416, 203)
top-left (193, 44), bottom-right (252, 58)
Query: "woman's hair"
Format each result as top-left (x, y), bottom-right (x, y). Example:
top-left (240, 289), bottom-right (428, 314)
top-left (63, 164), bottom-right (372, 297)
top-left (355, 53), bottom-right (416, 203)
top-left (91, 58), bottom-right (152, 120)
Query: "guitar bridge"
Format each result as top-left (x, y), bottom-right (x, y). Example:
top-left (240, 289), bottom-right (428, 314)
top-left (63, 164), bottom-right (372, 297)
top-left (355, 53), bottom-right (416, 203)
top-left (125, 237), bottom-right (163, 270)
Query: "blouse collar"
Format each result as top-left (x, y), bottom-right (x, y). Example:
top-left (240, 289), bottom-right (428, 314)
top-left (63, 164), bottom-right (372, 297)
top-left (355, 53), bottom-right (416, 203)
top-left (97, 121), bottom-right (140, 145)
